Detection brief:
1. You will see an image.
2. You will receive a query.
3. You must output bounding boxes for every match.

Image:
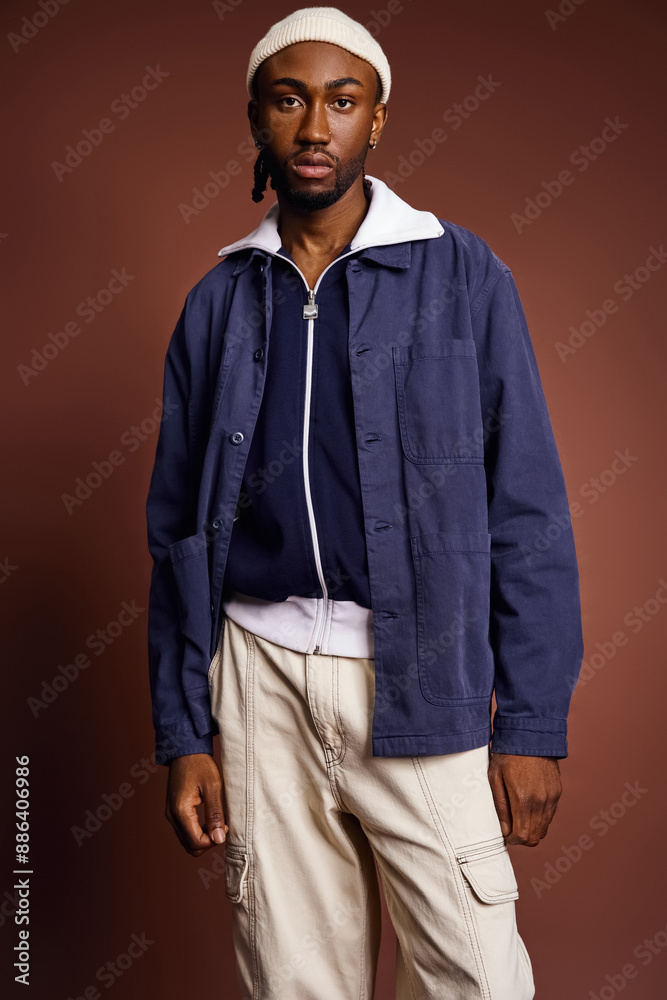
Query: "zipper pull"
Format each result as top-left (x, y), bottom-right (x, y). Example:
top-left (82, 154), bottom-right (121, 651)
top-left (303, 288), bottom-right (318, 320)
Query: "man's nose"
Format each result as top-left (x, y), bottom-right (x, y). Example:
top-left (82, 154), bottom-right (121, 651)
top-left (295, 100), bottom-right (331, 145)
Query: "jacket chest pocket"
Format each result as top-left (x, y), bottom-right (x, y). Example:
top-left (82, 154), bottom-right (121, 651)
top-left (393, 340), bottom-right (484, 464)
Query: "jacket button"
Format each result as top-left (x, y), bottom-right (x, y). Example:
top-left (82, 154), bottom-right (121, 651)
top-left (210, 602), bottom-right (215, 613)
top-left (254, 348), bottom-right (264, 361)
top-left (230, 431), bottom-right (244, 445)
top-left (212, 519), bottom-right (222, 530)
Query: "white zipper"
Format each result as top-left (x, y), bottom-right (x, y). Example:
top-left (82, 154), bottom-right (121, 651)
top-left (267, 249), bottom-right (361, 653)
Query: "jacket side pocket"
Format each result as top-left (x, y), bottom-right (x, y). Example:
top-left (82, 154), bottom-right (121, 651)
top-left (411, 529), bottom-right (494, 705)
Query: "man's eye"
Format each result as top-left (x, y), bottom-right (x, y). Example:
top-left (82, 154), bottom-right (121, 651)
top-left (334, 98), bottom-right (353, 108)
top-left (279, 96), bottom-right (300, 107)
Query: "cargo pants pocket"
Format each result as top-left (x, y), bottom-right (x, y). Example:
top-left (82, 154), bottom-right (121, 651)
top-left (224, 843), bottom-right (258, 998)
top-left (456, 838), bottom-right (534, 999)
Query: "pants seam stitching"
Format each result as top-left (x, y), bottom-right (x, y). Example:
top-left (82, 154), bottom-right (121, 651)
top-left (331, 655), bottom-right (347, 764)
top-left (411, 755), bottom-right (491, 999)
top-left (243, 627), bottom-right (260, 999)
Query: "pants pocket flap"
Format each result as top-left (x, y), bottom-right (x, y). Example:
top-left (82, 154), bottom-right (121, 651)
top-left (457, 845), bottom-right (519, 903)
top-left (224, 847), bottom-right (249, 903)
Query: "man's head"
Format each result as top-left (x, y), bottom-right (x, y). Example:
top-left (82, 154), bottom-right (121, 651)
top-left (246, 7), bottom-right (390, 210)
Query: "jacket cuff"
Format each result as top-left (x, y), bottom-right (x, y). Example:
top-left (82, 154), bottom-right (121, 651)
top-left (154, 720), bottom-right (215, 766)
top-left (490, 714), bottom-right (568, 758)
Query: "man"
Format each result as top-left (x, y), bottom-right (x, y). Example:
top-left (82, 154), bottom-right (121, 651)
top-left (145, 7), bottom-right (584, 998)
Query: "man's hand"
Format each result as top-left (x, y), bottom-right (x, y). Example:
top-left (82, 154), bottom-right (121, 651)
top-left (166, 753), bottom-right (229, 856)
top-left (488, 753), bottom-right (562, 847)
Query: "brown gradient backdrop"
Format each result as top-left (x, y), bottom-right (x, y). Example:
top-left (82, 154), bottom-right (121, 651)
top-left (1, 0), bottom-right (666, 997)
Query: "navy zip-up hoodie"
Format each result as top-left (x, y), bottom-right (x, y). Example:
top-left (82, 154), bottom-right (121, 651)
top-left (222, 242), bottom-right (373, 615)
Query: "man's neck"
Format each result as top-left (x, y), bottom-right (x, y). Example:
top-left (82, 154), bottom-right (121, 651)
top-left (276, 176), bottom-right (371, 263)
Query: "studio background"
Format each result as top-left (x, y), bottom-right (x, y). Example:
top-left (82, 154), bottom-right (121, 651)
top-left (1, 1), bottom-right (665, 997)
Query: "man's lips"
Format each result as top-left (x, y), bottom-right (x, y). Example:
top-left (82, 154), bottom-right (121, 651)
top-left (292, 163), bottom-right (333, 178)
top-left (291, 154), bottom-right (333, 179)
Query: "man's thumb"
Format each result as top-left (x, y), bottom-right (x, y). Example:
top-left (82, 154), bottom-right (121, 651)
top-left (203, 785), bottom-right (229, 844)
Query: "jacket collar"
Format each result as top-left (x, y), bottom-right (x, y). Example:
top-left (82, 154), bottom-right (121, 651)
top-left (217, 174), bottom-right (444, 272)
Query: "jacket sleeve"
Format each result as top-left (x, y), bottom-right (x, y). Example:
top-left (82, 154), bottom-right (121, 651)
top-left (471, 260), bottom-right (584, 757)
top-left (145, 305), bottom-right (215, 765)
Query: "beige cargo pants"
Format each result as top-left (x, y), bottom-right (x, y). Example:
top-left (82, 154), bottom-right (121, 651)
top-left (208, 614), bottom-right (535, 1000)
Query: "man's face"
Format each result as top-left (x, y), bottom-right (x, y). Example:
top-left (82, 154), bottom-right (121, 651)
top-left (249, 41), bottom-right (386, 212)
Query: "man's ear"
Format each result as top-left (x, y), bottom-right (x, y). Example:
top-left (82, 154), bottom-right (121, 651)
top-left (374, 101), bottom-right (388, 141)
top-left (247, 99), bottom-right (260, 137)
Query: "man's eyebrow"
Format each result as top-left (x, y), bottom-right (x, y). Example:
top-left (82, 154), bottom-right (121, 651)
top-left (269, 76), bottom-right (365, 91)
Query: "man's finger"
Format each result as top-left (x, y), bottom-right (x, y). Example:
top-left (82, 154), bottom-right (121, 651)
top-left (505, 790), bottom-right (540, 847)
top-left (168, 796), bottom-right (214, 856)
top-left (488, 765), bottom-right (513, 839)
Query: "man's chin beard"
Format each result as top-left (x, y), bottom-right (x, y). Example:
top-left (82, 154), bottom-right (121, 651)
top-left (278, 182), bottom-right (344, 212)
top-left (266, 154), bottom-right (367, 212)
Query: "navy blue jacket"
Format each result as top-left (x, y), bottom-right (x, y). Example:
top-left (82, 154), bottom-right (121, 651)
top-left (145, 174), bottom-right (584, 764)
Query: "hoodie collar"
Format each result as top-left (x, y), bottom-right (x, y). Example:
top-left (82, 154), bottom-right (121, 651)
top-left (217, 174), bottom-right (444, 267)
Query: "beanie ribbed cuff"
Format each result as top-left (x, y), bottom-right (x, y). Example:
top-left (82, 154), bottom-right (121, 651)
top-left (247, 6), bottom-right (391, 104)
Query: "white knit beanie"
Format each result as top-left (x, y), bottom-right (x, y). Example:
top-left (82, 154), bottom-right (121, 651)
top-left (246, 6), bottom-right (391, 104)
